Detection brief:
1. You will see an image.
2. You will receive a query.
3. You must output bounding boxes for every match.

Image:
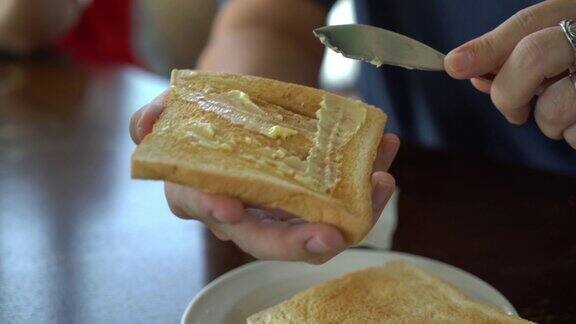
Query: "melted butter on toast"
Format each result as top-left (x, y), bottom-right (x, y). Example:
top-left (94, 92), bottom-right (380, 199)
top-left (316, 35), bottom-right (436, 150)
top-left (173, 86), bottom-right (366, 193)
top-left (307, 96), bottom-right (366, 191)
top-left (175, 88), bottom-right (313, 140)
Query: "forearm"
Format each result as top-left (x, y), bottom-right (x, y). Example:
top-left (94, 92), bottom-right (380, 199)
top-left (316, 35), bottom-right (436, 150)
top-left (198, 29), bottom-right (324, 86)
top-left (0, 0), bottom-right (83, 54)
top-left (196, 0), bottom-right (327, 87)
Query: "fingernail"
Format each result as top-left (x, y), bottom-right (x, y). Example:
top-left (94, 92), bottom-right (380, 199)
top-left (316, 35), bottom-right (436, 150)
top-left (136, 111), bottom-right (145, 140)
top-left (372, 179), bottom-right (392, 212)
top-left (446, 47), bottom-right (474, 72)
top-left (305, 237), bottom-right (333, 254)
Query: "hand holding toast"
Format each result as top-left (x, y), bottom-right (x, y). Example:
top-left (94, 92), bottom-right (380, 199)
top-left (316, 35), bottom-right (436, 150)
top-left (130, 91), bottom-right (399, 264)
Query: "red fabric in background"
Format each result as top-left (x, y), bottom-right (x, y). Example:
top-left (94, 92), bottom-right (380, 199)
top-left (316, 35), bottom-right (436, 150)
top-left (56, 0), bottom-right (138, 65)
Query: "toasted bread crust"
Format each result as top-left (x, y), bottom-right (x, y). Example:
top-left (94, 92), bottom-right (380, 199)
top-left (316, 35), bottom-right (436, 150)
top-left (131, 70), bottom-right (386, 243)
top-left (247, 261), bottom-right (533, 324)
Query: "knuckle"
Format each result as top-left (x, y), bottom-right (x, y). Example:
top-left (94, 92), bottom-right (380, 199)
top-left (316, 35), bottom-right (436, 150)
top-left (473, 35), bottom-right (500, 63)
top-left (513, 8), bottom-right (541, 33)
top-left (515, 34), bottom-right (546, 70)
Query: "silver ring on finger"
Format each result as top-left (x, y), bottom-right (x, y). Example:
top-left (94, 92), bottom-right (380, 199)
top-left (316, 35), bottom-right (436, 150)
top-left (559, 19), bottom-right (576, 86)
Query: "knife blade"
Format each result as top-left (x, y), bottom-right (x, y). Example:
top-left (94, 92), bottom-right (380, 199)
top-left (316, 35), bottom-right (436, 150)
top-left (313, 24), bottom-right (446, 71)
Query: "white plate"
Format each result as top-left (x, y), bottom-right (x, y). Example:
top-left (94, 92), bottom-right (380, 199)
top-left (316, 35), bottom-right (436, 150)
top-left (182, 249), bottom-right (517, 324)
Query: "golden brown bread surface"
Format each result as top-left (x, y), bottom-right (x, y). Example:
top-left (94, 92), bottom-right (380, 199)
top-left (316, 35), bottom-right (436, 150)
top-left (131, 70), bottom-right (387, 243)
top-left (247, 261), bottom-right (533, 324)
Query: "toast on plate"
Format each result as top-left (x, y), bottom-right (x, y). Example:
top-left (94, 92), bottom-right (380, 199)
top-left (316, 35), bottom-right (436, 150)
top-left (247, 261), bottom-right (533, 324)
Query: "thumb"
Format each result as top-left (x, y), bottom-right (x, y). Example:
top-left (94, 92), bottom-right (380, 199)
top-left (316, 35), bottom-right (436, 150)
top-left (444, 1), bottom-right (572, 79)
top-left (444, 38), bottom-right (503, 80)
top-left (129, 90), bottom-right (167, 144)
top-left (371, 171), bottom-right (395, 223)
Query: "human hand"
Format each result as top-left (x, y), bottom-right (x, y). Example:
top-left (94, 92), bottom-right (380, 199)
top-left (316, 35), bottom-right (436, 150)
top-left (130, 92), bottom-right (399, 264)
top-left (445, 0), bottom-right (576, 149)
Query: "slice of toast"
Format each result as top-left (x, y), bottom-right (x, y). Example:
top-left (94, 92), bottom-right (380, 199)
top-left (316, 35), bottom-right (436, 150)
top-left (247, 261), bottom-right (533, 324)
top-left (131, 70), bottom-right (387, 243)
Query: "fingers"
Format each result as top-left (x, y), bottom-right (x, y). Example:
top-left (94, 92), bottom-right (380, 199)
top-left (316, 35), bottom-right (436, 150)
top-left (490, 27), bottom-right (574, 124)
top-left (371, 171), bottom-right (396, 224)
top-left (535, 76), bottom-right (576, 140)
top-left (166, 183), bottom-right (348, 263)
top-left (564, 124), bottom-right (576, 149)
top-left (446, 0), bottom-right (576, 79)
top-left (373, 133), bottom-right (400, 172)
top-left (217, 214), bottom-right (347, 264)
top-left (129, 91), bottom-right (168, 144)
top-left (163, 182), bottom-right (347, 263)
top-left (164, 182), bottom-right (245, 223)
top-left (229, 171), bottom-right (396, 263)
top-left (216, 169), bottom-right (397, 263)
top-left (161, 132), bottom-right (399, 264)
top-left (163, 170), bottom-right (397, 264)
top-left (371, 135), bottom-right (399, 226)
top-left (470, 78), bottom-right (493, 94)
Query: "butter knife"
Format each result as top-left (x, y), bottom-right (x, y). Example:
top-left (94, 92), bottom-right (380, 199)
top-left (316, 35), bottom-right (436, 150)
top-left (314, 24), bottom-right (494, 80)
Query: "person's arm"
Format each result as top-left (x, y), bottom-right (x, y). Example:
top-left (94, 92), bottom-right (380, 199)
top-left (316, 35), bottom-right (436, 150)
top-left (0, 0), bottom-right (83, 54)
top-left (135, 0), bottom-right (218, 75)
top-left (197, 0), bottom-right (327, 86)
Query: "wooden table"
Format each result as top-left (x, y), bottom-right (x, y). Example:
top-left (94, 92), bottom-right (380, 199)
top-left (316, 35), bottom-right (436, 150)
top-left (1, 58), bottom-right (575, 323)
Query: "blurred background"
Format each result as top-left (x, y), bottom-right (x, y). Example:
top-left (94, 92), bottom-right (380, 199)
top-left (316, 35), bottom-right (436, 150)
top-left (2, 1), bottom-right (575, 323)
top-left (0, 0), bottom-right (360, 323)
top-left (136, 0), bottom-right (359, 90)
